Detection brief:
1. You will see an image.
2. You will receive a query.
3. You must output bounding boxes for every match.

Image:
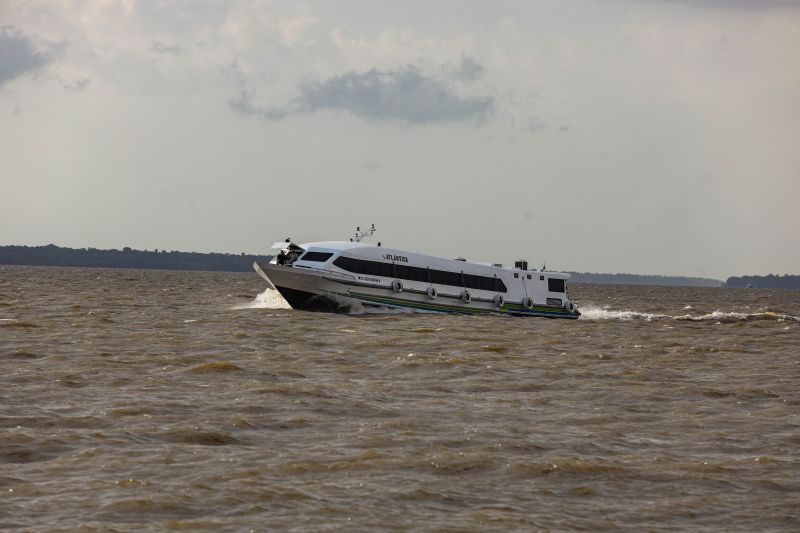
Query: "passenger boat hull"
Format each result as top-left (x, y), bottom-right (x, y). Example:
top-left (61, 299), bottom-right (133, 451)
top-left (254, 261), bottom-right (580, 318)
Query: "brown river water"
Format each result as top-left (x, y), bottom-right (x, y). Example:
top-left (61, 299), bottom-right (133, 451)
top-left (1, 265), bottom-right (799, 531)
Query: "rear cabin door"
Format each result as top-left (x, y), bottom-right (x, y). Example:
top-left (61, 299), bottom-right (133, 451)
top-left (517, 271), bottom-right (530, 298)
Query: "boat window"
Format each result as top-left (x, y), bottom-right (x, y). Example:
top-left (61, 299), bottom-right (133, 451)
top-left (300, 251), bottom-right (334, 262)
top-left (463, 272), bottom-right (497, 291)
top-left (548, 278), bottom-right (565, 293)
top-left (394, 263), bottom-right (429, 283)
top-left (333, 256), bottom-right (507, 292)
top-left (333, 256), bottom-right (393, 277)
top-left (514, 273), bottom-right (519, 279)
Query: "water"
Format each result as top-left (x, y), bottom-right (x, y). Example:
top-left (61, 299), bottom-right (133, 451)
top-left (1, 265), bottom-right (799, 531)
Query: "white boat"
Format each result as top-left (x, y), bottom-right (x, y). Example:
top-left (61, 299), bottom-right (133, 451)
top-left (253, 226), bottom-right (580, 318)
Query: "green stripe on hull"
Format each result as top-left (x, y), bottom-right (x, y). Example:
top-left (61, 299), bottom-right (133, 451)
top-left (503, 307), bottom-right (579, 318)
top-left (336, 291), bottom-right (579, 318)
top-left (503, 304), bottom-right (573, 314)
top-left (343, 292), bottom-right (486, 314)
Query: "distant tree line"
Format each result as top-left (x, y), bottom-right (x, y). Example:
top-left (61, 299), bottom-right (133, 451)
top-left (5, 245), bottom-right (794, 288)
top-left (568, 272), bottom-right (723, 287)
top-left (0, 244), bottom-right (271, 272)
top-left (725, 275), bottom-right (800, 289)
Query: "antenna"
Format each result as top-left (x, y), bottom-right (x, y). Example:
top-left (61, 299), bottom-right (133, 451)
top-left (352, 224), bottom-right (376, 243)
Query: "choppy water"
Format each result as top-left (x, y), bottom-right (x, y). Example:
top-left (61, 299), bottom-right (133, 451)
top-left (1, 265), bottom-right (799, 531)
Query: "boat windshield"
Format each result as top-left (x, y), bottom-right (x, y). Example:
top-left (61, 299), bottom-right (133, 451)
top-left (275, 243), bottom-right (305, 266)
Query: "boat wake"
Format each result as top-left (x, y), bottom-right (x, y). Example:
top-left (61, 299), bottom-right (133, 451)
top-left (579, 305), bottom-right (799, 323)
top-left (231, 289), bottom-right (292, 310)
top-left (233, 294), bottom-right (797, 322)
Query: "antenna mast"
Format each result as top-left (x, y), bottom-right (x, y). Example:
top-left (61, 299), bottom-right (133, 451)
top-left (351, 224), bottom-right (376, 242)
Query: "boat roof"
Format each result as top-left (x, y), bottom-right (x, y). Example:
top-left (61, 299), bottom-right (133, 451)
top-left (272, 240), bottom-right (571, 278)
top-left (300, 241), bottom-right (375, 251)
top-left (304, 241), bottom-right (570, 278)
top-left (270, 240), bottom-right (373, 251)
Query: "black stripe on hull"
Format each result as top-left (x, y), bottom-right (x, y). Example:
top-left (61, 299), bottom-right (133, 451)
top-left (274, 286), bottom-right (354, 313)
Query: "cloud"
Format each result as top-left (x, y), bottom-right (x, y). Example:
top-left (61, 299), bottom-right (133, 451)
top-left (450, 56), bottom-right (486, 82)
top-left (220, 60), bottom-right (249, 87)
top-left (227, 90), bottom-right (288, 120)
top-left (0, 26), bottom-right (53, 86)
top-left (230, 65), bottom-right (494, 124)
top-left (276, 15), bottom-right (316, 46)
top-left (526, 116), bottom-right (550, 134)
top-left (61, 77), bottom-right (90, 92)
top-left (152, 41), bottom-right (181, 56)
top-left (648, 0), bottom-right (800, 9)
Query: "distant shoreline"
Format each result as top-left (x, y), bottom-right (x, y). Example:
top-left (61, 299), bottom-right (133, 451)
top-left (1, 244), bottom-right (797, 288)
top-left (567, 272), bottom-right (722, 287)
top-left (0, 244), bottom-right (270, 273)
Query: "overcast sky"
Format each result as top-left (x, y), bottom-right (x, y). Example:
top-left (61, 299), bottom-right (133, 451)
top-left (2, 0), bottom-right (799, 278)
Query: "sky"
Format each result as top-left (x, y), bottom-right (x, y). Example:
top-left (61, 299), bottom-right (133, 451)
top-left (1, 0), bottom-right (799, 279)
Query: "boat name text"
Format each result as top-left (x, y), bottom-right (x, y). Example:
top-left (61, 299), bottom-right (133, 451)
top-left (382, 254), bottom-right (409, 262)
top-left (357, 275), bottom-right (382, 283)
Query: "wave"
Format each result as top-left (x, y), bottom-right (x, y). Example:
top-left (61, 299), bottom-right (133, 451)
top-left (314, 292), bottom-right (421, 315)
top-left (579, 305), bottom-right (798, 323)
top-left (674, 310), bottom-right (799, 323)
top-left (231, 288), bottom-right (291, 310)
top-left (352, 304), bottom-right (422, 315)
top-left (234, 293), bottom-right (797, 322)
